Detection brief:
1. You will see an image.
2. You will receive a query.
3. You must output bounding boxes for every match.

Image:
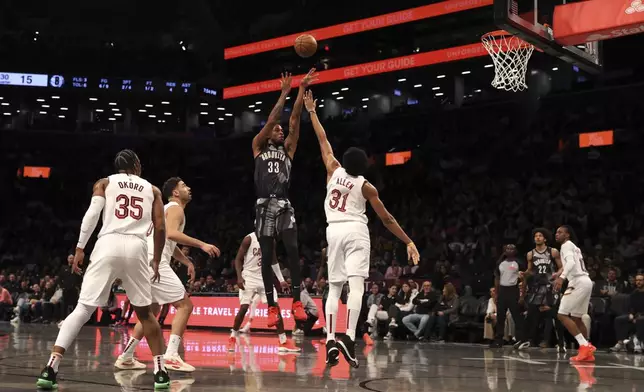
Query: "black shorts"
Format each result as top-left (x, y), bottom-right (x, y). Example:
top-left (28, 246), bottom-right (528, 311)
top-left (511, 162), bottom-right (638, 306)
top-left (527, 284), bottom-right (556, 307)
top-left (255, 198), bottom-right (296, 238)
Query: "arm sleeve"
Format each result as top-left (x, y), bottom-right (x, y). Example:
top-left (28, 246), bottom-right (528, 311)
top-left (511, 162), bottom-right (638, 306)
top-left (271, 263), bottom-right (285, 283)
top-left (77, 196), bottom-right (106, 249)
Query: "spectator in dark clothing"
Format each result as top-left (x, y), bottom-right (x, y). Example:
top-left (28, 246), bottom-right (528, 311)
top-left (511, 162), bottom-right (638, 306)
top-left (59, 254), bottom-right (81, 317)
top-left (6, 274), bottom-right (19, 293)
top-left (595, 268), bottom-right (625, 296)
top-left (611, 274), bottom-right (644, 352)
top-left (402, 281), bottom-right (440, 339)
top-left (424, 282), bottom-right (460, 342)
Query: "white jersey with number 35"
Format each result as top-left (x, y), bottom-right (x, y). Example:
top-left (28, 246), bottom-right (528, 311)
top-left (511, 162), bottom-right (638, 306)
top-left (560, 240), bottom-right (589, 281)
top-left (324, 167), bottom-right (368, 225)
top-left (98, 173), bottom-right (154, 240)
top-left (242, 232), bottom-right (262, 281)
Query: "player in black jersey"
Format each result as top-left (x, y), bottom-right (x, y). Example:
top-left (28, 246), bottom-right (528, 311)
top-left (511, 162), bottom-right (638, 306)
top-left (252, 68), bottom-right (318, 328)
top-left (522, 228), bottom-right (563, 348)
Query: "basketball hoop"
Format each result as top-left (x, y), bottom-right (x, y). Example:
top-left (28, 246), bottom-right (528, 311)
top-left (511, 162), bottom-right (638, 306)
top-left (481, 30), bottom-right (535, 92)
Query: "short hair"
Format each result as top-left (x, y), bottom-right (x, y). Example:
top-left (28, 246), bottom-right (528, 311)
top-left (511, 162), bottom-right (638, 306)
top-left (162, 177), bottom-right (182, 202)
top-left (114, 149), bottom-right (140, 173)
top-left (342, 147), bottom-right (369, 176)
top-left (532, 227), bottom-right (552, 241)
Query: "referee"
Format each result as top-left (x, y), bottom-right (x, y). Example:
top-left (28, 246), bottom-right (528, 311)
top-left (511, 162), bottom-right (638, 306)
top-left (491, 244), bottom-right (528, 349)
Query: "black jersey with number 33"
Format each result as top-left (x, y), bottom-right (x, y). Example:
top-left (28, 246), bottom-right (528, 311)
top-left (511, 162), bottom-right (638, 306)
top-left (254, 143), bottom-right (292, 199)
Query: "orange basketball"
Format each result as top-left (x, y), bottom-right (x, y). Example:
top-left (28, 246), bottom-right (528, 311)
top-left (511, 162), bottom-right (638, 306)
top-left (294, 34), bottom-right (317, 58)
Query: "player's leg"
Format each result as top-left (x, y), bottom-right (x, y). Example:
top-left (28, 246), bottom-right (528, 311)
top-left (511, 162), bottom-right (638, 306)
top-left (158, 304), bottom-right (170, 326)
top-left (558, 282), bottom-right (594, 361)
top-left (241, 293), bottom-right (259, 333)
top-left (278, 205), bottom-right (306, 321)
top-left (230, 288), bottom-right (253, 352)
top-left (256, 201), bottom-right (282, 327)
top-left (37, 251), bottom-right (116, 390)
top-left (117, 303), bottom-right (160, 370)
top-left (270, 286), bottom-right (300, 353)
top-left (324, 229), bottom-right (344, 366)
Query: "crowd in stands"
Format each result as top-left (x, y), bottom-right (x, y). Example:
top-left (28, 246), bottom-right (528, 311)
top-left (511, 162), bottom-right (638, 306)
top-left (1, 81), bottom-right (644, 348)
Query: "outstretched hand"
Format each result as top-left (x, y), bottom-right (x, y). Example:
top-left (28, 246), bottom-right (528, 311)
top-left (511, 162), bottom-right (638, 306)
top-left (407, 243), bottom-right (420, 265)
top-left (280, 72), bottom-right (293, 93)
top-left (304, 89), bottom-right (317, 112)
top-left (300, 68), bottom-right (319, 88)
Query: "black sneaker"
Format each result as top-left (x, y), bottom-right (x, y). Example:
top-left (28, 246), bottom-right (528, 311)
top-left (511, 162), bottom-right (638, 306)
top-left (489, 340), bottom-right (503, 349)
top-left (154, 369), bottom-right (170, 390)
top-left (337, 335), bottom-right (359, 368)
top-left (325, 340), bottom-right (339, 367)
top-left (36, 366), bottom-right (57, 390)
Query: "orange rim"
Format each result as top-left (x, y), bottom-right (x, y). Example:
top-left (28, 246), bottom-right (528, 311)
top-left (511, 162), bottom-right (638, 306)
top-left (482, 30), bottom-right (513, 39)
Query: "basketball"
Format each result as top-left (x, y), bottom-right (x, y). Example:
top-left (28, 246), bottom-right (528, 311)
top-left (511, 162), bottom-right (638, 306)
top-left (294, 34), bottom-right (317, 58)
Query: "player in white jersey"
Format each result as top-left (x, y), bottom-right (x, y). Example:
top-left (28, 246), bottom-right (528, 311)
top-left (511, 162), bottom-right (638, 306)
top-left (554, 225), bottom-right (596, 361)
top-left (37, 149), bottom-right (171, 390)
top-left (304, 90), bottom-right (420, 368)
top-left (229, 232), bottom-right (299, 353)
top-left (115, 177), bottom-right (220, 372)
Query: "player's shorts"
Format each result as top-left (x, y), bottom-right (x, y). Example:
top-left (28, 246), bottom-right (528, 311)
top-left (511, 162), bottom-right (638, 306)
top-left (558, 276), bottom-right (593, 317)
top-left (239, 277), bottom-right (278, 305)
top-left (255, 198), bottom-right (296, 238)
top-left (80, 233), bottom-right (151, 307)
top-left (326, 222), bottom-right (370, 284)
top-left (150, 261), bottom-right (186, 305)
top-left (527, 283), bottom-right (556, 306)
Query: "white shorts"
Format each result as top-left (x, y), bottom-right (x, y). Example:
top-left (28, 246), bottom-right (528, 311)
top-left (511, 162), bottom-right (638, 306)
top-left (326, 222), bottom-right (370, 284)
top-left (239, 277), bottom-right (278, 306)
top-left (80, 234), bottom-right (151, 307)
top-left (150, 262), bottom-right (186, 305)
top-left (558, 276), bottom-right (593, 317)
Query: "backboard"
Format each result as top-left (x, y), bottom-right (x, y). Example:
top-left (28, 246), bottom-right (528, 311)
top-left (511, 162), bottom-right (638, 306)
top-left (494, 0), bottom-right (602, 73)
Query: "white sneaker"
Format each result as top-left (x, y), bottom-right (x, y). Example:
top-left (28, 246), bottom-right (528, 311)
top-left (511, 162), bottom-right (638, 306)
top-left (114, 355), bottom-right (146, 370)
top-left (384, 332), bottom-right (393, 341)
top-left (164, 354), bottom-right (196, 373)
top-left (389, 320), bottom-right (398, 328)
top-left (292, 328), bottom-right (304, 336)
top-left (634, 337), bottom-right (642, 354)
top-left (239, 323), bottom-right (251, 334)
top-left (10, 315), bottom-right (20, 325)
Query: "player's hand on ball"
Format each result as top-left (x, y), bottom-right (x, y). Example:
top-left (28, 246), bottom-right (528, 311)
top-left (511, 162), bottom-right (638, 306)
top-left (407, 243), bottom-right (420, 265)
top-left (201, 243), bottom-right (220, 257)
top-left (72, 248), bottom-right (84, 275)
top-left (300, 68), bottom-right (319, 88)
top-left (151, 259), bottom-right (161, 283)
top-left (280, 72), bottom-right (293, 93)
top-left (304, 90), bottom-right (317, 112)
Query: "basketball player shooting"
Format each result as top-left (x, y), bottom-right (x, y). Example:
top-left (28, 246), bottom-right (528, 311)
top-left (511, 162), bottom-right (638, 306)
top-left (252, 68), bottom-right (318, 328)
top-left (37, 150), bottom-right (171, 390)
top-left (554, 225), bottom-right (596, 361)
top-left (228, 232), bottom-right (300, 353)
top-left (115, 177), bottom-right (220, 373)
top-left (304, 90), bottom-right (420, 368)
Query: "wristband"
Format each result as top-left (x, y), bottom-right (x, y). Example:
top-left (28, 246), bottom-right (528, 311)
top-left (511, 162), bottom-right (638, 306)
top-left (407, 242), bottom-right (415, 247)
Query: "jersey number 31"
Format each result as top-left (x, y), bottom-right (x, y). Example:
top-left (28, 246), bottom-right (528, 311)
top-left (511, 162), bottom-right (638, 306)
top-left (329, 189), bottom-right (348, 212)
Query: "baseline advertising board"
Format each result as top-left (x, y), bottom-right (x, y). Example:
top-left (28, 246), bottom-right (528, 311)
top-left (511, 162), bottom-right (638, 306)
top-left (107, 294), bottom-right (347, 332)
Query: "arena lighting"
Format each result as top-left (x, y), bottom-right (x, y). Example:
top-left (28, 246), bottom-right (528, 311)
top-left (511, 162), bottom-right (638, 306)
top-left (320, 99), bottom-right (324, 102)
top-left (437, 75), bottom-right (446, 79)
top-left (0, 97), bottom-right (3, 99)
top-left (224, 0), bottom-right (494, 59)
top-left (112, 108), bottom-right (120, 112)
top-left (286, 96), bottom-right (291, 100)
top-left (208, 121), bottom-right (215, 125)
top-left (115, 113), bottom-right (122, 117)
top-left (332, 92), bottom-right (339, 95)
top-left (225, 113), bottom-right (233, 117)
top-left (149, 114), bottom-right (156, 118)
top-left (145, 104), bottom-right (153, 107)
top-left (398, 78), bottom-right (407, 82)
top-left (249, 104), bottom-right (255, 108)
top-left (552, 67), bottom-right (559, 71)
top-left (475, 89), bottom-right (482, 92)
top-left (51, 96), bottom-right (60, 99)
top-left (108, 117), bottom-right (116, 121)
top-left (414, 84), bottom-right (422, 88)
top-left (436, 92), bottom-right (444, 96)
top-left (217, 107), bottom-right (225, 111)
top-left (3, 112), bottom-right (10, 115)
top-left (462, 70), bottom-right (471, 74)
top-left (161, 101), bottom-right (170, 105)
top-left (255, 101), bottom-right (262, 104)
top-left (164, 112), bottom-right (172, 115)
top-left (39, 111), bottom-right (47, 114)
top-left (254, 109), bottom-right (261, 113)
top-left (58, 115), bottom-right (65, 118)
top-left (95, 109), bottom-right (104, 112)
top-left (37, 98), bottom-right (45, 102)
top-left (484, 64), bottom-right (494, 68)
top-left (61, 107), bottom-right (68, 111)
top-left (1, 103), bottom-right (9, 106)
top-left (362, 98), bottom-right (369, 101)
top-left (89, 97), bottom-right (98, 101)
top-left (218, 117), bottom-right (224, 120)
top-left (432, 86), bottom-right (440, 90)
top-left (362, 105), bottom-right (367, 108)
top-left (109, 102), bottom-right (117, 106)
top-left (138, 109), bottom-right (146, 113)
top-left (319, 104), bottom-right (325, 108)
top-left (579, 130), bottom-right (614, 148)
top-left (200, 112), bottom-right (208, 115)
top-left (341, 87), bottom-right (349, 91)
top-left (336, 96), bottom-right (344, 100)
top-left (200, 102), bottom-right (208, 106)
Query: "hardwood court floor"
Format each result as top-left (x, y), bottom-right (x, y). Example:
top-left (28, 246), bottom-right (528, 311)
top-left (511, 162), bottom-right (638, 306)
top-left (1, 323), bottom-right (643, 391)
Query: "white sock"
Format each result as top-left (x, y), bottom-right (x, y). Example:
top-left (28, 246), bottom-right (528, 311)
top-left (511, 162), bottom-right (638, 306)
top-left (47, 353), bottom-right (62, 373)
top-left (153, 355), bottom-right (165, 373)
top-left (325, 282), bottom-right (343, 343)
top-left (165, 334), bottom-right (181, 357)
top-left (574, 333), bottom-right (588, 346)
top-left (278, 333), bottom-right (287, 344)
top-left (231, 330), bottom-right (239, 338)
top-left (346, 276), bottom-right (365, 341)
top-left (122, 337), bottom-right (140, 359)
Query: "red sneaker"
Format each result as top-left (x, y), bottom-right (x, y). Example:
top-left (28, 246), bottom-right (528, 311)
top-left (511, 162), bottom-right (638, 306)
top-left (571, 344), bottom-right (595, 362)
top-left (292, 301), bottom-right (307, 322)
top-left (363, 333), bottom-right (374, 346)
top-left (267, 306), bottom-right (280, 328)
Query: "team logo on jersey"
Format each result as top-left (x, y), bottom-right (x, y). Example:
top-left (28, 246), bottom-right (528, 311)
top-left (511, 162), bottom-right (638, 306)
top-left (259, 150), bottom-right (287, 162)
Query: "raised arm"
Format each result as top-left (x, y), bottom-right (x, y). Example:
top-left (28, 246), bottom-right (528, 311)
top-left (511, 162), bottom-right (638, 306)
top-left (166, 205), bottom-right (220, 257)
top-left (150, 186), bottom-right (167, 282)
top-left (304, 90), bottom-right (340, 182)
top-left (72, 178), bottom-right (108, 274)
top-left (234, 236), bottom-right (252, 289)
top-left (362, 182), bottom-right (420, 265)
top-left (252, 73), bottom-right (293, 158)
top-left (285, 69), bottom-right (318, 159)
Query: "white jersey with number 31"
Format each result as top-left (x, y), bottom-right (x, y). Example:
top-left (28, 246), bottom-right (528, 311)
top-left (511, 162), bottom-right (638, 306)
top-left (324, 167), bottom-right (368, 225)
top-left (98, 173), bottom-right (154, 240)
top-left (560, 240), bottom-right (589, 281)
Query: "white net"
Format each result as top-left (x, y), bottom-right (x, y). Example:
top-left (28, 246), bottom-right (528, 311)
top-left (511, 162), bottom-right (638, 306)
top-left (481, 31), bottom-right (535, 92)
